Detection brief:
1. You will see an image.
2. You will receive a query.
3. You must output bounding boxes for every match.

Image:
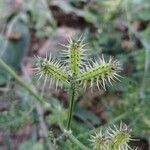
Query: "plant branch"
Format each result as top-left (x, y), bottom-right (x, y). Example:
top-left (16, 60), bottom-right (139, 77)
top-left (64, 130), bottom-right (90, 150)
top-left (0, 59), bottom-right (44, 103)
top-left (68, 133), bottom-right (90, 150)
top-left (126, 25), bottom-right (150, 99)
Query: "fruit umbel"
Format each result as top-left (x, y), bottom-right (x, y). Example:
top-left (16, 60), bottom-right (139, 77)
top-left (35, 37), bottom-right (121, 90)
top-left (35, 36), bottom-right (122, 130)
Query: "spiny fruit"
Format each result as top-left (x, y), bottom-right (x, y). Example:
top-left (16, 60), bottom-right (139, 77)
top-left (35, 36), bottom-right (122, 90)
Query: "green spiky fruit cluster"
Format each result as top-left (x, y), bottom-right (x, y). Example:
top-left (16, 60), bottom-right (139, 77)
top-left (35, 36), bottom-right (121, 90)
top-left (90, 123), bottom-right (137, 150)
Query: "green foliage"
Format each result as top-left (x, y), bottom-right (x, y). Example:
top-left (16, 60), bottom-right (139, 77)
top-left (46, 98), bottom-right (67, 125)
top-left (0, 14), bottom-right (30, 84)
top-left (0, 87), bottom-right (33, 128)
top-left (24, 0), bottom-right (56, 37)
top-left (19, 141), bottom-right (44, 150)
top-left (75, 105), bottom-right (101, 125)
top-left (126, 0), bottom-right (150, 21)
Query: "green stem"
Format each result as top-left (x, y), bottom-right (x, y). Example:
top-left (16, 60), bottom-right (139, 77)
top-left (67, 133), bottom-right (90, 150)
top-left (67, 77), bottom-right (77, 130)
top-left (59, 123), bottom-right (90, 150)
top-left (0, 59), bottom-right (44, 103)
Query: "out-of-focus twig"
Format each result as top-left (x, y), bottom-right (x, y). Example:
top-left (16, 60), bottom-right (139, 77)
top-left (126, 25), bottom-right (150, 99)
top-left (22, 65), bottom-right (55, 150)
top-left (0, 59), bottom-right (44, 103)
top-left (124, 0), bottom-right (150, 99)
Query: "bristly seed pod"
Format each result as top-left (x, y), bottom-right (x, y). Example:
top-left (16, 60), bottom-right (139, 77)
top-left (107, 122), bottom-right (133, 150)
top-left (35, 55), bottom-right (68, 88)
top-left (61, 36), bottom-right (87, 75)
top-left (90, 123), bottom-right (136, 150)
top-left (77, 56), bottom-right (122, 90)
top-left (89, 130), bottom-right (108, 150)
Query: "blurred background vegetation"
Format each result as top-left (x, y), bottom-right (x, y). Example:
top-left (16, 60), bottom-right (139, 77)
top-left (0, 0), bottom-right (149, 149)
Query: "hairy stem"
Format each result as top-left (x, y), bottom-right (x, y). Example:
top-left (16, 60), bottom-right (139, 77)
top-left (67, 75), bottom-right (77, 130)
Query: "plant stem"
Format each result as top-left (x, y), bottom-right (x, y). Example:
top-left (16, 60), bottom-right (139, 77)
top-left (67, 133), bottom-right (90, 150)
top-left (0, 59), bottom-right (43, 103)
top-left (67, 76), bottom-right (77, 130)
